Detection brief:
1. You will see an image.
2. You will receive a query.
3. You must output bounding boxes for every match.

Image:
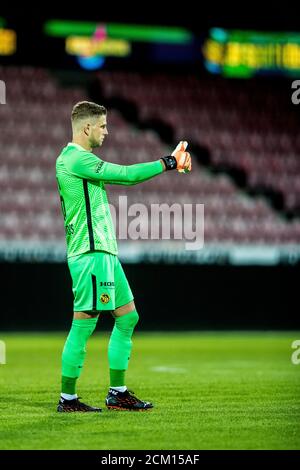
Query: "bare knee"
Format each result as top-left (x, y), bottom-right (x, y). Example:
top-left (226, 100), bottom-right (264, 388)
top-left (113, 300), bottom-right (136, 318)
top-left (74, 311), bottom-right (100, 319)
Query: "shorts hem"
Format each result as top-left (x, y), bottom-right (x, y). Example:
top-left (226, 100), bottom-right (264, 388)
top-left (115, 297), bottom-right (134, 310)
top-left (73, 307), bottom-right (113, 312)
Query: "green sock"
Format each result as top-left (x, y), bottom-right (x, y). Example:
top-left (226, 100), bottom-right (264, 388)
top-left (108, 310), bottom-right (139, 386)
top-left (61, 317), bottom-right (98, 394)
top-left (62, 375), bottom-right (77, 395)
top-left (110, 369), bottom-right (125, 387)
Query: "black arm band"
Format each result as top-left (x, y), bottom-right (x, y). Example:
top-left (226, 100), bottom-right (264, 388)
top-left (161, 156), bottom-right (177, 171)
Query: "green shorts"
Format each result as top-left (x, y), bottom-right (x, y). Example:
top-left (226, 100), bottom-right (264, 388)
top-left (67, 251), bottom-right (134, 312)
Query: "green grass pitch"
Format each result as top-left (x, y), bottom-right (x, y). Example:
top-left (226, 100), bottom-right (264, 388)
top-left (0, 331), bottom-right (299, 450)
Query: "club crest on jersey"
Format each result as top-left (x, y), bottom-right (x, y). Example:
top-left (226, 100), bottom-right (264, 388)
top-left (100, 293), bottom-right (110, 304)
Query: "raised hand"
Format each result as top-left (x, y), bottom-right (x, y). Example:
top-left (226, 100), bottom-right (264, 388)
top-left (172, 141), bottom-right (192, 173)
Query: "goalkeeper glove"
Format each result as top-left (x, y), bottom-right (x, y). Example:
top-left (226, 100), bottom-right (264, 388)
top-left (172, 141), bottom-right (191, 173)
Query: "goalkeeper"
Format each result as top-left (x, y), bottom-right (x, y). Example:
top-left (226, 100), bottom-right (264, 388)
top-left (56, 101), bottom-right (192, 412)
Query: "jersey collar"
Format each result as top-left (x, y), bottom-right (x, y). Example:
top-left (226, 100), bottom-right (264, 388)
top-left (67, 142), bottom-right (87, 152)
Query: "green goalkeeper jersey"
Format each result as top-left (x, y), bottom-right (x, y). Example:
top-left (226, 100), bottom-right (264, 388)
top-left (56, 143), bottom-right (163, 258)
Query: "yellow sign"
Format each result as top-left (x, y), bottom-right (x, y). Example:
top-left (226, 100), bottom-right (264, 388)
top-left (66, 36), bottom-right (130, 57)
top-left (203, 29), bottom-right (300, 77)
top-left (0, 28), bottom-right (16, 55)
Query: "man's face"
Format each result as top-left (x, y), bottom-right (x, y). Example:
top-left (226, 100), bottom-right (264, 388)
top-left (89, 115), bottom-right (108, 148)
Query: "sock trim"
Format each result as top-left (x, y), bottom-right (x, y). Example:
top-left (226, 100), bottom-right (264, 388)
top-left (61, 393), bottom-right (78, 400)
top-left (110, 386), bottom-right (127, 393)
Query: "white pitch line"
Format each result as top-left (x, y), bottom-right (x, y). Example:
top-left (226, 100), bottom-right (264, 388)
top-left (151, 366), bottom-right (187, 373)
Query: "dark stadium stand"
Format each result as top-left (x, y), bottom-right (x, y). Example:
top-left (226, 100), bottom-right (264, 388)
top-left (0, 66), bottom-right (300, 247)
top-left (97, 70), bottom-right (300, 214)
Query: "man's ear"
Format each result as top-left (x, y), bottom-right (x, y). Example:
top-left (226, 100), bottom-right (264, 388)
top-left (84, 123), bottom-right (90, 136)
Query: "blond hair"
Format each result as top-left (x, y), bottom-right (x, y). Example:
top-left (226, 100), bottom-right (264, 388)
top-left (71, 101), bottom-right (106, 128)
